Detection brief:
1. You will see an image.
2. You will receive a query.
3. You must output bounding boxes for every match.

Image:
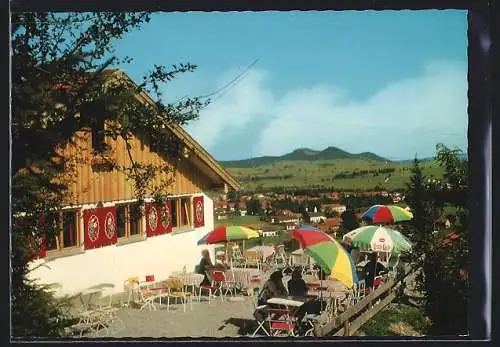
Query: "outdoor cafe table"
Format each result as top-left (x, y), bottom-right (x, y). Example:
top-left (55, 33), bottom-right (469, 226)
top-left (173, 273), bottom-right (205, 287)
top-left (226, 267), bottom-right (261, 290)
top-left (306, 279), bottom-right (348, 300)
top-left (307, 279), bottom-right (347, 292)
top-left (143, 280), bottom-right (171, 307)
top-left (145, 274), bottom-right (204, 307)
top-left (267, 297), bottom-right (306, 307)
top-left (246, 245), bottom-right (275, 261)
top-left (78, 287), bottom-right (105, 310)
top-left (173, 273), bottom-right (205, 294)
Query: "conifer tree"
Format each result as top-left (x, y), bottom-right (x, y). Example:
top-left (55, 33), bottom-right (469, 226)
top-left (403, 144), bottom-right (468, 335)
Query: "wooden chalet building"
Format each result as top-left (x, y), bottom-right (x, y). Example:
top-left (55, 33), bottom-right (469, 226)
top-left (26, 70), bottom-right (240, 296)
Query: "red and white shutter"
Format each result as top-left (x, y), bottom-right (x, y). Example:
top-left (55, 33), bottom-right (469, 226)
top-left (146, 203), bottom-right (159, 237)
top-left (84, 209), bottom-right (101, 249)
top-left (193, 196), bottom-right (205, 228)
top-left (160, 200), bottom-right (173, 234)
top-left (37, 233), bottom-right (47, 258)
top-left (146, 201), bottom-right (172, 236)
top-left (100, 206), bottom-right (117, 247)
top-left (84, 207), bottom-right (117, 249)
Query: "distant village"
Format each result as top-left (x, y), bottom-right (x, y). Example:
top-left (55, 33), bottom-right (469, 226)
top-left (213, 190), bottom-right (407, 237)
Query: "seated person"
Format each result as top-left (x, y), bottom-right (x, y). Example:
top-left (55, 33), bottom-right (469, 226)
top-left (363, 252), bottom-right (388, 288)
top-left (197, 249), bottom-right (214, 286)
top-left (287, 268), bottom-right (308, 297)
top-left (257, 270), bottom-right (288, 306)
top-left (214, 252), bottom-right (229, 270)
top-left (295, 298), bottom-right (328, 325)
top-left (254, 270), bottom-right (288, 322)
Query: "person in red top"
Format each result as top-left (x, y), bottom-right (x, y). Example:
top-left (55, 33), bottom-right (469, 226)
top-left (363, 252), bottom-right (387, 287)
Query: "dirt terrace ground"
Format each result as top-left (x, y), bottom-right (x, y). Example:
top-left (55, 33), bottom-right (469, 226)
top-left (87, 296), bottom-right (260, 338)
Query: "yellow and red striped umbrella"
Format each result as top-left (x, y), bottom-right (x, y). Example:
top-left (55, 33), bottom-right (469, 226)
top-left (292, 225), bottom-right (358, 288)
top-left (197, 225), bottom-right (260, 245)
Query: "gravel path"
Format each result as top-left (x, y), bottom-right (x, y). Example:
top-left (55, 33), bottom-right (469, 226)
top-left (95, 296), bottom-right (258, 338)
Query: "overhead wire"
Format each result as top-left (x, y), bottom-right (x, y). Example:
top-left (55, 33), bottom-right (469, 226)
top-left (199, 58), bottom-right (259, 100)
top-left (171, 58), bottom-right (260, 105)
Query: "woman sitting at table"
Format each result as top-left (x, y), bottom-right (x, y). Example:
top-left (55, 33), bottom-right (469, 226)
top-left (197, 250), bottom-right (214, 286)
top-left (257, 270), bottom-right (288, 306)
top-left (287, 267), bottom-right (307, 297)
top-left (254, 270), bottom-right (288, 323)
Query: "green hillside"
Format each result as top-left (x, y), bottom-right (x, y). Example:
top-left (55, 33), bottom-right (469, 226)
top-left (220, 146), bottom-right (388, 168)
top-left (223, 158), bottom-right (444, 192)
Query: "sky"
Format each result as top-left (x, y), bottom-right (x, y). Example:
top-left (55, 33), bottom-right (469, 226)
top-left (112, 10), bottom-right (468, 161)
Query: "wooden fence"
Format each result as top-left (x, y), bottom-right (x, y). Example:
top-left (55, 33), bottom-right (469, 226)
top-left (314, 266), bottom-right (415, 337)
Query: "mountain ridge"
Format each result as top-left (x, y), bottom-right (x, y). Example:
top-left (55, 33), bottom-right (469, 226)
top-left (219, 146), bottom-right (389, 168)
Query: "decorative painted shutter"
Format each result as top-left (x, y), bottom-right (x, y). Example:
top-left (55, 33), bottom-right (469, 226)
top-left (146, 201), bottom-right (172, 236)
top-left (37, 234), bottom-right (47, 258)
top-left (100, 206), bottom-right (118, 247)
top-left (84, 207), bottom-right (117, 249)
top-left (193, 196), bottom-right (205, 228)
top-left (145, 203), bottom-right (159, 237)
top-left (84, 209), bottom-right (101, 249)
top-left (160, 200), bottom-right (173, 234)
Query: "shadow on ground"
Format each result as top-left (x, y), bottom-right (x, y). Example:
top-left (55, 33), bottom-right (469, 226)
top-left (220, 318), bottom-right (257, 336)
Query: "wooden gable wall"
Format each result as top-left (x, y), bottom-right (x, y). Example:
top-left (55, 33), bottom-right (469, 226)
top-left (61, 127), bottom-right (213, 206)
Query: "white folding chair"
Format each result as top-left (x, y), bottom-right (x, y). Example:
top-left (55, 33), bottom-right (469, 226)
top-left (123, 276), bottom-right (139, 307)
top-left (137, 282), bottom-right (160, 311)
top-left (274, 245), bottom-right (288, 268)
top-left (251, 288), bottom-right (270, 337)
top-left (355, 280), bottom-right (366, 303)
top-left (231, 245), bottom-right (246, 266)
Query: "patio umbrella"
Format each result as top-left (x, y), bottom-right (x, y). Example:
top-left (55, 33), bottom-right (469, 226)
top-left (361, 204), bottom-right (413, 224)
top-left (343, 225), bottom-right (412, 255)
top-left (197, 225), bottom-right (261, 268)
top-left (197, 225), bottom-right (261, 245)
top-left (292, 225), bottom-right (358, 289)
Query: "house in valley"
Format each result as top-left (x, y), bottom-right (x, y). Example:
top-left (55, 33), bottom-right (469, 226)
top-left (309, 212), bottom-right (327, 224)
top-left (330, 203), bottom-right (347, 214)
top-left (25, 70), bottom-right (240, 296)
top-left (261, 223), bottom-right (283, 237)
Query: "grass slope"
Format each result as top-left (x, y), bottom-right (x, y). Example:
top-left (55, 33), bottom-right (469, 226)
top-left (355, 303), bottom-right (430, 336)
top-left (224, 158), bottom-right (444, 191)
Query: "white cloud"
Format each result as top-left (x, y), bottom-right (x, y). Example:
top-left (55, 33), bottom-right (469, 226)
top-left (186, 60), bottom-right (467, 160)
top-left (185, 69), bottom-right (274, 150)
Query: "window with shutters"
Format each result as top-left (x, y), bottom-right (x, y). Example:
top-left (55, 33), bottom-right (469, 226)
top-left (116, 204), bottom-right (144, 240)
top-left (45, 210), bottom-right (80, 252)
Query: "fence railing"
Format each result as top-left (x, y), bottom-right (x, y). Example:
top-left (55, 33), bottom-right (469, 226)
top-left (314, 265), bottom-right (415, 336)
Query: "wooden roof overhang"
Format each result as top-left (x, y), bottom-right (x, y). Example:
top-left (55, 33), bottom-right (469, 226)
top-left (112, 69), bottom-right (240, 192)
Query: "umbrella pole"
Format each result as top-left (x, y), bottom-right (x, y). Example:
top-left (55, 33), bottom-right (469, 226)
top-left (225, 242), bottom-right (229, 267)
top-left (372, 256), bottom-right (377, 290)
top-left (320, 276), bottom-right (323, 302)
